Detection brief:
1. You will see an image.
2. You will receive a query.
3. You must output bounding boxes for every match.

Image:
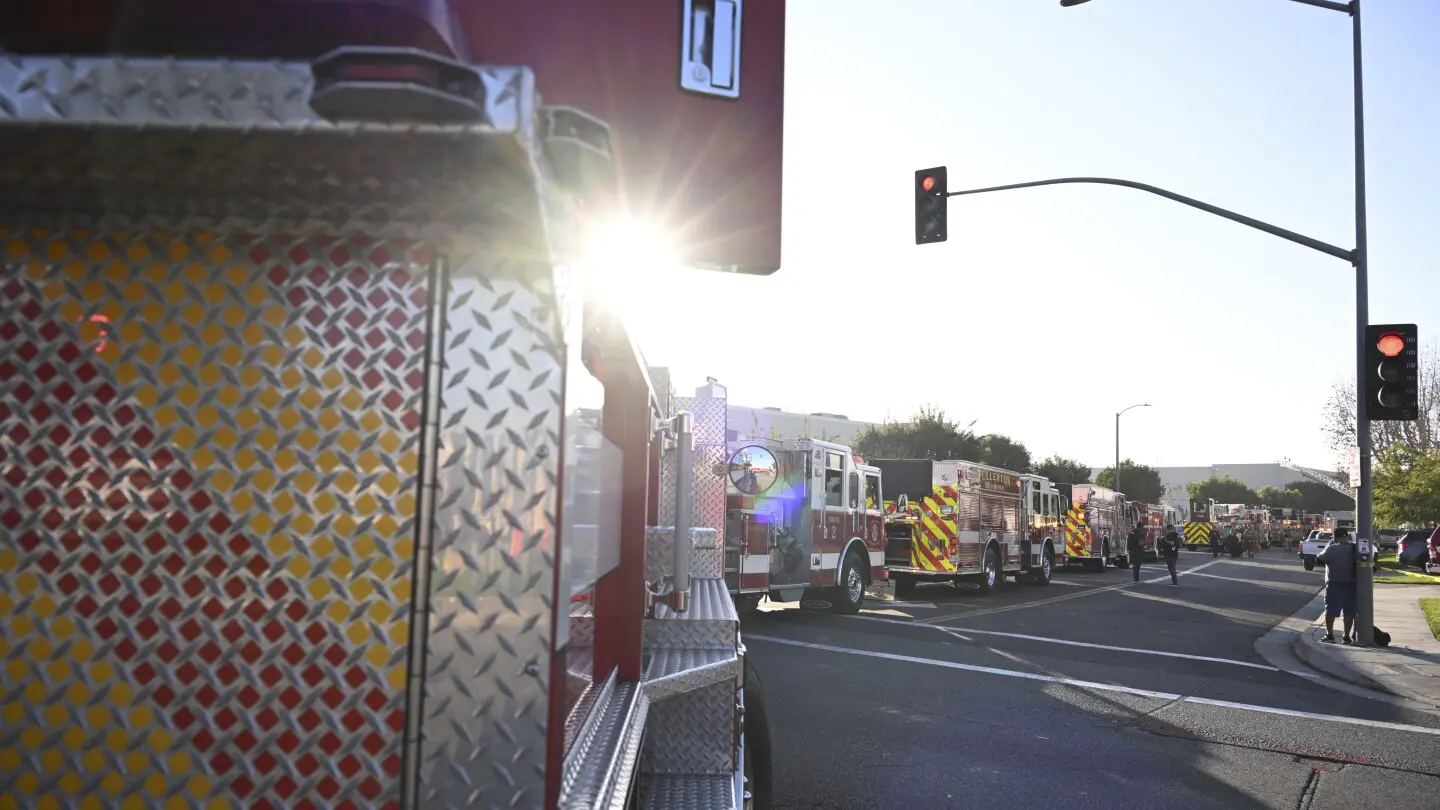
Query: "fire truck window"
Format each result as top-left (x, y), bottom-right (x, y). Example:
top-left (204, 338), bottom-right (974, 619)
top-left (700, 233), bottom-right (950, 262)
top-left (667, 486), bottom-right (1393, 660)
top-left (825, 469), bottom-right (843, 508)
top-left (1032, 490), bottom-right (1041, 515)
top-left (865, 474), bottom-right (881, 510)
top-left (848, 472), bottom-right (860, 509)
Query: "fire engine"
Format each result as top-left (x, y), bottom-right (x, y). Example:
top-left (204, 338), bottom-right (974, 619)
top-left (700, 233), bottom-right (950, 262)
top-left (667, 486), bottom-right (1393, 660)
top-left (876, 459), bottom-right (1055, 597)
top-left (1060, 483), bottom-right (1129, 570)
top-left (1183, 498), bottom-right (1216, 549)
top-left (723, 437), bottom-right (886, 613)
top-left (648, 378), bottom-right (887, 615)
top-left (0, 1), bottom-right (786, 808)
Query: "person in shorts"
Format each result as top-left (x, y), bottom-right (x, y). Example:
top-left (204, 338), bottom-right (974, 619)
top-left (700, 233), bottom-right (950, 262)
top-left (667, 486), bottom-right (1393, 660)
top-left (1317, 527), bottom-right (1358, 644)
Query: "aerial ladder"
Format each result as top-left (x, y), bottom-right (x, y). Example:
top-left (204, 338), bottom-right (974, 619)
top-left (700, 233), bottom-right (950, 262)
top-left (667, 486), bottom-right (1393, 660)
top-left (1278, 458), bottom-right (1356, 497)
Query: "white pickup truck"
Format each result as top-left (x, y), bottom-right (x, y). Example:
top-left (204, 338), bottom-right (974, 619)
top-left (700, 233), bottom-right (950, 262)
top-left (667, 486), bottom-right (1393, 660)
top-left (1300, 529), bottom-right (1334, 571)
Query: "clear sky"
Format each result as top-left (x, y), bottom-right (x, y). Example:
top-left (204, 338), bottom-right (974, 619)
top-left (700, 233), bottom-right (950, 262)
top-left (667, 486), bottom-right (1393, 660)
top-left (621, 0), bottom-right (1440, 472)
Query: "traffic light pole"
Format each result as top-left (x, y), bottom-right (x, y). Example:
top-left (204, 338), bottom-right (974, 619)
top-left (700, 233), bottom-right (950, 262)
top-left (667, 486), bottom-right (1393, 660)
top-left (946, 0), bottom-right (1373, 643)
top-left (1350, 0), bottom-right (1373, 649)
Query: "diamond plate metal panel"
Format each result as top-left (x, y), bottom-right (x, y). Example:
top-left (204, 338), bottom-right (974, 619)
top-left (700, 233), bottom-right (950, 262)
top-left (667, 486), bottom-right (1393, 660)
top-left (420, 263), bottom-right (564, 809)
top-left (673, 395), bottom-right (729, 537)
top-left (0, 55), bottom-right (547, 244)
top-left (0, 231), bottom-right (427, 808)
top-left (644, 580), bottom-right (738, 651)
top-left (641, 648), bottom-right (740, 702)
top-left (640, 680), bottom-right (736, 775)
top-left (641, 773), bottom-right (736, 810)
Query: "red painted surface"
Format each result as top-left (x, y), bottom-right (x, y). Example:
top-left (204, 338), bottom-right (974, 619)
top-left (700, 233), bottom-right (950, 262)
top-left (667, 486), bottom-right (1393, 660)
top-left (738, 572), bottom-right (768, 591)
top-left (463, 0), bottom-right (788, 273)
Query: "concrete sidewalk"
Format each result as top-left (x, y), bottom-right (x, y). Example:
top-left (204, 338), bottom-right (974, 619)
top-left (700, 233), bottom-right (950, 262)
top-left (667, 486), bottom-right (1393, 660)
top-left (1292, 583), bottom-right (1440, 711)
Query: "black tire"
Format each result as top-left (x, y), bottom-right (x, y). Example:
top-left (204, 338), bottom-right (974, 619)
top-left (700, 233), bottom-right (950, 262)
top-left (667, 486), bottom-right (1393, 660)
top-left (1303, 555), bottom-right (1316, 571)
top-left (743, 655), bottom-right (773, 810)
top-left (894, 574), bottom-right (917, 599)
top-left (978, 544), bottom-right (1002, 594)
top-left (1030, 544), bottom-right (1054, 585)
top-left (830, 551), bottom-right (865, 614)
top-left (736, 593), bottom-right (763, 616)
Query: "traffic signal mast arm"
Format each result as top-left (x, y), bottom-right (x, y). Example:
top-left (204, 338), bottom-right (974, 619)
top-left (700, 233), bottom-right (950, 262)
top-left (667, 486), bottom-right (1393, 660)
top-left (944, 176), bottom-right (1354, 263)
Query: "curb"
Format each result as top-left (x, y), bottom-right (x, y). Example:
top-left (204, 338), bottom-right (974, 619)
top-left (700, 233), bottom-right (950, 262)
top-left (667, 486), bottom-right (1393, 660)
top-left (1288, 606), bottom-right (1440, 712)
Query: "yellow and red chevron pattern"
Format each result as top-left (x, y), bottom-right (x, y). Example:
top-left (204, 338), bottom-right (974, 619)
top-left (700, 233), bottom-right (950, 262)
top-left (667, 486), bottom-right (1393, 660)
top-left (1064, 501), bottom-right (1092, 558)
top-left (1184, 521), bottom-right (1213, 547)
top-left (0, 231), bottom-right (424, 809)
top-left (900, 487), bottom-right (956, 573)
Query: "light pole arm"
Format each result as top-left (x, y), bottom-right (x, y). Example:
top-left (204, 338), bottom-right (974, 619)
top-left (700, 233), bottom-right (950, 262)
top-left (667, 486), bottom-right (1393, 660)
top-left (947, 177), bottom-right (1354, 263)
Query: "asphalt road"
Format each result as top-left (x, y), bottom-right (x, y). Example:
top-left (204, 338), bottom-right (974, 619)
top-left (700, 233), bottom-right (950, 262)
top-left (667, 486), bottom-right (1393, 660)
top-left (742, 548), bottom-right (1440, 810)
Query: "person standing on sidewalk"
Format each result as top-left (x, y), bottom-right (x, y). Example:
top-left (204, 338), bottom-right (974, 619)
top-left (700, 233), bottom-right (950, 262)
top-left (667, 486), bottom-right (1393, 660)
top-left (1317, 527), bottom-right (1358, 644)
top-left (1127, 522), bottom-right (1146, 582)
top-left (1159, 523), bottom-right (1182, 585)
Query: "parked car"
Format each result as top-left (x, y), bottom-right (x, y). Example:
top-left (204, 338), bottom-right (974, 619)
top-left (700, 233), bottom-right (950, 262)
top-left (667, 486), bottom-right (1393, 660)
top-left (1376, 528), bottom-right (1404, 552)
top-left (1300, 530), bottom-right (1333, 571)
top-left (1396, 527), bottom-right (1439, 574)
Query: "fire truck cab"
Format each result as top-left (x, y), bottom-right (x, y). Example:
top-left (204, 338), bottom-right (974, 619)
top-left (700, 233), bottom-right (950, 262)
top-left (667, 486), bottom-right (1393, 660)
top-left (725, 438), bottom-right (886, 614)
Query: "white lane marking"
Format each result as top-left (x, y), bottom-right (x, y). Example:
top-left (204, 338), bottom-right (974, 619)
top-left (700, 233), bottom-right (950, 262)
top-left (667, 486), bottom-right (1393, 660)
top-left (922, 558), bottom-right (1231, 623)
top-left (844, 613), bottom-right (1279, 671)
top-left (747, 635), bottom-right (1440, 737)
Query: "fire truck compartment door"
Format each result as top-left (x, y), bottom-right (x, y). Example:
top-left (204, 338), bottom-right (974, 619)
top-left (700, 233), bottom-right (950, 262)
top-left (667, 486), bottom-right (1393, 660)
top-left (461, 0), bottom-right (787, 274)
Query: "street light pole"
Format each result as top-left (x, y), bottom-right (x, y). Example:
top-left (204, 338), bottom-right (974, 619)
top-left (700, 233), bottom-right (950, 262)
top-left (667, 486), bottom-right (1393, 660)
top-left (1047, 0), bottom-right (1372, 645)
top-left (1115, 403), bottom-right (1151, 496)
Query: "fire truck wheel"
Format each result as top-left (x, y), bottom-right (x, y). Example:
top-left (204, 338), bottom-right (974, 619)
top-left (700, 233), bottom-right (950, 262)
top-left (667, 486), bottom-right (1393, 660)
top-left (1030, 546), bottom-right (1053, 585)
top-left (743, 656), bottom-right (774, 810)
top-left (894, 575), bottom-right (917, 598)
top-left (830, 552), bottom-right (865, 614)
top-left (978, 544), bottom-right (1001, 594)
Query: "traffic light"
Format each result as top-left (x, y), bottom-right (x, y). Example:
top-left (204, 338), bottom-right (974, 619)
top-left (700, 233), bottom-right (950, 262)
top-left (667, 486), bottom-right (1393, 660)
top-left (915, 167), bottom-right (947, 244)
top-left (1365, 323), bottom-right (1419, 421)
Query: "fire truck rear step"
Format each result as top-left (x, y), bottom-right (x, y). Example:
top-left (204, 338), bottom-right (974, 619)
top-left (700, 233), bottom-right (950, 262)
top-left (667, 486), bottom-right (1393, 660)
top-left (560, 675), bottom-right (650, 810)
top-left (642, 773), bottom-right (740, 810)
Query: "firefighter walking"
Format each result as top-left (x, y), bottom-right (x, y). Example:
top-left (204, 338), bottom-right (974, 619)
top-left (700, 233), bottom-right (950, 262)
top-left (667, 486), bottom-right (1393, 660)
top-left (1160, 524), bottom-right (1182, 585)
top-left (1127, 523), bottom-right (1147, 582)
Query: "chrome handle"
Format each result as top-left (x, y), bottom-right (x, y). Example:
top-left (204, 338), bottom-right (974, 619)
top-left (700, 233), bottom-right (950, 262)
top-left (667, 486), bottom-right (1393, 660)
top-left (680, 0), bottom-right (743, 99)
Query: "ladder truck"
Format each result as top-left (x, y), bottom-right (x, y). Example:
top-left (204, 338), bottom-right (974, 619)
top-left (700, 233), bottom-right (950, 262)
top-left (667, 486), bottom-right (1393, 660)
top-left (0, 1), bottom-right (787, 808)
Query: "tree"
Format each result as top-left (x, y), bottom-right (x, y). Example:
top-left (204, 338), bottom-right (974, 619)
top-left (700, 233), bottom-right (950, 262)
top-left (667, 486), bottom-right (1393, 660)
top-left (1094, 459), bottom-right (1164, 503)
top-left (1323, 339), bottom-right (1439, 469)
top-left (1187, 475), bottom-right (1257, 504)
top-left (977, 434), bottom-right (1032, 473)
top-left (1256, 486), bottom-right (1304, 509)
top-left (1373, 447), bottom-right (1440, 527)
top-left (1034, 454), bottom-right (1091, 485)
top-left (1284, 480), bottom-right (1354, 514)
top-left (852, 406), bottom-right (980, 461)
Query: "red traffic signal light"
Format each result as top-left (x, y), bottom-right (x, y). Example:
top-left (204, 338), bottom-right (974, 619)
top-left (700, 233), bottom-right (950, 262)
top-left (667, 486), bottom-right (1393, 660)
top-left (1376, 331), bottom-right (1405, 358)
top-left (915, 166), bottom-right (947, 245)
top-left (1365, 323), bottom-right (1419, 421)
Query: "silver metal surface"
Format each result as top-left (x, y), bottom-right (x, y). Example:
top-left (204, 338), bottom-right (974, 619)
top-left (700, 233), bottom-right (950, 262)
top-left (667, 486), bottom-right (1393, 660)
top-left (558, 680), bottom-right (649, 810)
top-left (673, 412), bottom-right (696, 601)
top-left (643, 647), bottom-right (741, 702)
top-left (646, 578), bottom-right (739, 650)
top-left (0, 55), bottom-right (548, 248)
top-left (420, 264), bottom-right (567, 808)
top-left (641, 679), bottom-right (736, 775)
top-left (680, 0), bottom-right (744, 100)
top-left (672, 395), bottom-right (730, 536)
top-left (643, 773), bottom-right (738, 810)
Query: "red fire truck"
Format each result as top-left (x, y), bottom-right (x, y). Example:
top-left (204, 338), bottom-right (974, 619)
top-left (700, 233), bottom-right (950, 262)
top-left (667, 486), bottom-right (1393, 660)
top-left (723, 438), bottom-right (886, 613)
top-left (0, 1), bottom-right (786, 808)
top-left (876, 459), bottom-right (1047, 596)
top-left (1060, 483), bottom-right (1130, 570)
top-left (1128, 502), bottom-right (1166, 561)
